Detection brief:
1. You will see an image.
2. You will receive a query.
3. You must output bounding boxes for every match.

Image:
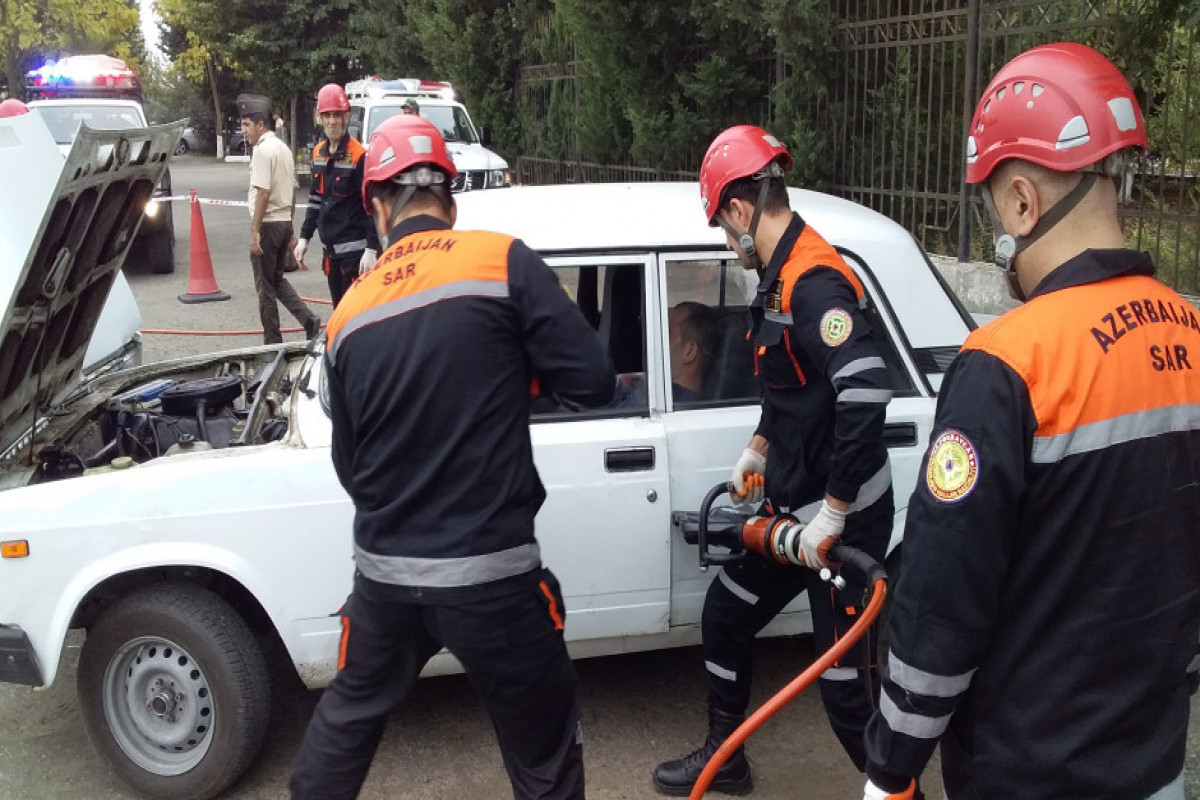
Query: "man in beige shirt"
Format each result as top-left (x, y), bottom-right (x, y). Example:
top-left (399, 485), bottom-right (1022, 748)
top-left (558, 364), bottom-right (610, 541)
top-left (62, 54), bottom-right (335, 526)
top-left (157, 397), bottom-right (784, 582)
top-left (238, 93), bottom-right (320, 344)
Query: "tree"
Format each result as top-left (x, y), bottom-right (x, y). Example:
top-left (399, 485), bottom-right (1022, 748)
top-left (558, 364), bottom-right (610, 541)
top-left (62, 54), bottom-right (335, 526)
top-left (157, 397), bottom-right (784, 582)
top-left (1, 0), bottom-right (140, 99)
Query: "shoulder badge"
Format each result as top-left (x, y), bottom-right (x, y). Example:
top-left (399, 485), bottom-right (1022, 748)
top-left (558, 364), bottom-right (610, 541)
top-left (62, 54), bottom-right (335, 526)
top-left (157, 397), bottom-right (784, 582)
top-left (926, 429), bottom-right (979, 503)
top-left (819, 308), bottom-right (852, 347)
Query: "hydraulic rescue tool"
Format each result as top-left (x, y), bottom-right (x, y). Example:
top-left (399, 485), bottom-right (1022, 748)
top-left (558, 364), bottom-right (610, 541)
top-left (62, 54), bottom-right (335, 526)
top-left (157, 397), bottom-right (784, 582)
top-left (675, 482), bottom-right (889, 800)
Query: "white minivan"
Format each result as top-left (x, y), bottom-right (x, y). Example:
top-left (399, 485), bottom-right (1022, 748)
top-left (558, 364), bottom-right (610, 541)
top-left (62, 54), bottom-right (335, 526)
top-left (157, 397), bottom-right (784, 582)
top-left (0, 157), bottom-right (973, 797)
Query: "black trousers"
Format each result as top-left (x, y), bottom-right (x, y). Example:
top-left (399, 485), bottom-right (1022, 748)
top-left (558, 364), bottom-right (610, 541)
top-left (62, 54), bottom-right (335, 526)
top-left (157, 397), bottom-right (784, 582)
top-left (700, 490), bottom-right (892, 772)
top-left (290, 569), bottom-right (585, 800)
top-left (325, 253), bottom-right (360, 308)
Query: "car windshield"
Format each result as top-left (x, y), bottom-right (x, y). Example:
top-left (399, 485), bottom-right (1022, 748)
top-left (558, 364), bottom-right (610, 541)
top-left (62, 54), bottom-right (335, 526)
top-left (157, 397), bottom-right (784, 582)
top-left (31, 105), bottom-right (143, 145)
top-left (368, 104), bottom-right (478, 144)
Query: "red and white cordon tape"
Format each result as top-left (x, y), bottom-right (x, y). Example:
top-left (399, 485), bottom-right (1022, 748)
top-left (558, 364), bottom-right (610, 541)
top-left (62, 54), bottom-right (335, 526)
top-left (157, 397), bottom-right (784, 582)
top-left (155, 194), bottom-right (310, 209)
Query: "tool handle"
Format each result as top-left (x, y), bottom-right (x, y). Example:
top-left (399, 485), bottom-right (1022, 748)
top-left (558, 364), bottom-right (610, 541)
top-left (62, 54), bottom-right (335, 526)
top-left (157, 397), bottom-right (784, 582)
top-left (828, 542), bottom-right (886, 587)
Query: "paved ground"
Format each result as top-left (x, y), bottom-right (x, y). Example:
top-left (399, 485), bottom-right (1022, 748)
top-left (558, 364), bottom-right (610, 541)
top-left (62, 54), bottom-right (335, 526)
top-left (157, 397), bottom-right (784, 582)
top-left (1, 156), bottom-right (1198, 798)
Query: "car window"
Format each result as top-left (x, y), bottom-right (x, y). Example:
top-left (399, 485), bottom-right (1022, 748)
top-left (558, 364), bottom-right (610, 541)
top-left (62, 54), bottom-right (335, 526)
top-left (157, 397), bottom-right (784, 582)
top-left (348, 106), bottom-right (365, 141)
top-left (663, 258), bottom-right (758, 408)
top-left (660, 254), bottom-right (918, 409)
top-left (31, 105), bottom-right (143, 145)
top-left (532, 260), bottom-right (648, 419)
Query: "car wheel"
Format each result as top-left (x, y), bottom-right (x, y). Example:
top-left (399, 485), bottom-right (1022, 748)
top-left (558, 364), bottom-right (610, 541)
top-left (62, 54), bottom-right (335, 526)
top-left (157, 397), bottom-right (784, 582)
top-left (77, 584), bottom-right (271, 800)
top-left (149, 215), bottom-right (176, 274)
top-left (175, 140), bottom-right (189, 156)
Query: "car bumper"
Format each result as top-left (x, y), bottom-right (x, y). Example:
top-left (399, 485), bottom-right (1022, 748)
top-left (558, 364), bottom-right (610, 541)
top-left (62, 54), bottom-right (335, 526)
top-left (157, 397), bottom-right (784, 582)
top-left (0, 625), bottom-right (43, 686)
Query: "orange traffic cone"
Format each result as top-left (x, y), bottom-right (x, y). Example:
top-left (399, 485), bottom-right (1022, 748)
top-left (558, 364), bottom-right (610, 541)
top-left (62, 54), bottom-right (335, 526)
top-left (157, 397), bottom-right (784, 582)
top-left (178, 188), bottom-right (231, 304)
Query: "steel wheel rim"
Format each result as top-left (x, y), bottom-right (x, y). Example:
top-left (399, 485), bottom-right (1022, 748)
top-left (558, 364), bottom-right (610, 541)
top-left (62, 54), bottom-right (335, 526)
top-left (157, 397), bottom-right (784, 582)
top-left (101, 635), bottom-right (215, 775)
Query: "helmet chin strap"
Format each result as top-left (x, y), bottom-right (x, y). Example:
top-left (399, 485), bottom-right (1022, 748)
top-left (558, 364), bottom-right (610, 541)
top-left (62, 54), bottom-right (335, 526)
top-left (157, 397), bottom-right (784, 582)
top-left (984, 171), bottom-right (1097, 302)
top-left (716, 163), bottom-right (783, 276)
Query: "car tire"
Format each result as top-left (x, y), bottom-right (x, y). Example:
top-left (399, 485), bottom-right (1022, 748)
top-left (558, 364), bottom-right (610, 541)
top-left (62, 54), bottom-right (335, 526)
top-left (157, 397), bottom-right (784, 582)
top-left (148, 214), bottom-right (176, 274)
top-left (175, 140), bottom-right (189, 156)
top-left (77, 583), bottom-right (271, 800)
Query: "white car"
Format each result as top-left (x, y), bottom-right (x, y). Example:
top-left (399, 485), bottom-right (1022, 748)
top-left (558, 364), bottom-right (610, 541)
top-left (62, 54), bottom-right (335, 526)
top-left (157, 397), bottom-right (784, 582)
top-left (347, 77), bottom-right (511, 190)
top-left (0, 178), bottom-right (972, 798)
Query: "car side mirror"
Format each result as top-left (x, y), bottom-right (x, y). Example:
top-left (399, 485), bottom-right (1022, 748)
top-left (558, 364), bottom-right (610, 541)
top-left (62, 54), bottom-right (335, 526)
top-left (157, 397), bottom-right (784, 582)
top-left (480, 126), bottom-right (492, 147)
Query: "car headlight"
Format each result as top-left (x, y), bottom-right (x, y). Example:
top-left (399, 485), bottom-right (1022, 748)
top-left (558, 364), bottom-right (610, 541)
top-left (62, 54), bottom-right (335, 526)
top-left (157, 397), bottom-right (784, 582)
top-left (487, 169), bottom-right (510, 188)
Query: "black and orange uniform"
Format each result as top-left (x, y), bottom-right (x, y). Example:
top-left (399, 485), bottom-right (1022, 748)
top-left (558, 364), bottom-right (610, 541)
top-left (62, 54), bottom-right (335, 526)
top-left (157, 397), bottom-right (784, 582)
top-left (290, 215), bottom-right (614, 800)
top-left (702, 212), bottom-right (894, 768)
top-left (865, 249), bottom-right (1200, 800)
top-left (299, 134), bottom-right (379, 306)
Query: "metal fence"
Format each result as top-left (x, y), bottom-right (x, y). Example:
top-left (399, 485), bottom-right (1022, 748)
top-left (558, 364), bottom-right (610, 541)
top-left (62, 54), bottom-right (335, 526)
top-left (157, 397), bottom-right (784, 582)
top-left (514, 1), bottom-right (1200, 290)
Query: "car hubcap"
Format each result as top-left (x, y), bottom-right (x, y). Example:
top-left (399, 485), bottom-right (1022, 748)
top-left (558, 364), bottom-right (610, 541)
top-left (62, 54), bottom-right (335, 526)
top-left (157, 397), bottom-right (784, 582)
top-left (102, 636), bottom-right (215, 775)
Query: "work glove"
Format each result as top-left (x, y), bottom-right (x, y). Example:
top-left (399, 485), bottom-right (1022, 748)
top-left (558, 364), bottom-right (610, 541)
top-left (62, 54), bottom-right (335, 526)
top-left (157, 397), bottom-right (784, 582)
top-left (359, 248), bottom-right (378, 274)
top-left (800, 499), bottom-right (846, 570)
top-left (729, 447), bottom-right (766, 504)
top-left (863, 778), bottom-right (915, 800)
top-left (293, 238), bottom-right (308, 266)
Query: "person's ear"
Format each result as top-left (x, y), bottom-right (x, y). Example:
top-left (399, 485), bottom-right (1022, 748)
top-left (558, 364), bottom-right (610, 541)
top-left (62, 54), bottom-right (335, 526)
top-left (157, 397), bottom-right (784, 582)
top-left (681, 339), bottom-right (699, 365)
top-left (1004, 174), bottom-right (1041, 238)
top-left (725, 197), bottom-right (753, 230)
top-left (370, 197), bottom-right (390, 236)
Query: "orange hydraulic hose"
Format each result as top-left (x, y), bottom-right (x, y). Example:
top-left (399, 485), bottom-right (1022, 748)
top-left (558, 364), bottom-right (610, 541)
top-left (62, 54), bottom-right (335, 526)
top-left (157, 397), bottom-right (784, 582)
top-left (689, 578), bottom-right (889, 800)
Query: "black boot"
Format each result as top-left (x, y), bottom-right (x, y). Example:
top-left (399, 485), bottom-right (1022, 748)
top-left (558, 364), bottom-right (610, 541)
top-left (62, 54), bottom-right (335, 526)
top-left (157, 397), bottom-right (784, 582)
top-left (652, 704), bottom-right (753, 796)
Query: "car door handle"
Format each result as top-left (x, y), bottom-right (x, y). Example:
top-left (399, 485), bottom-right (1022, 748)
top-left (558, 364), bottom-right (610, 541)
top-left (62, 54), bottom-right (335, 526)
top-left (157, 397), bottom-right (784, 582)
top-left (605, 446), bottom-right (656, 472)
top-left (883, 422), bottom-right (918, 448)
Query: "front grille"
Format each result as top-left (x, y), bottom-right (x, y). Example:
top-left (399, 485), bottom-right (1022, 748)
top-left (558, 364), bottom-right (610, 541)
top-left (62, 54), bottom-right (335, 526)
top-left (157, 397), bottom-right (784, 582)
top-left (451, 170), bottom-right (486, 192)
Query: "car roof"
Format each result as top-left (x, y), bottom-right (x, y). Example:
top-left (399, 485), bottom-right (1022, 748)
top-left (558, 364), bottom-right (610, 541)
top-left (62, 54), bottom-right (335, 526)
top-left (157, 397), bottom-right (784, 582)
top-left (453, 182), bottom-right (973, 355)
top-left (455, 183), bottom-right (906, 255)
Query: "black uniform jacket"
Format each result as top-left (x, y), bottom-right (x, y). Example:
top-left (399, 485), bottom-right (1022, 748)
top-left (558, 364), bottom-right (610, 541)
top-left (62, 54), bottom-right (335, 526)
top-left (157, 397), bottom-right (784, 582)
top-left (299, 134), bottom-right (379, 259)
top-left (324, 215), bottom-right (615, 604)
top-left (751, 213), bottom-right (893, 521)
top-left (865, 249), bottom-right (1200, 799)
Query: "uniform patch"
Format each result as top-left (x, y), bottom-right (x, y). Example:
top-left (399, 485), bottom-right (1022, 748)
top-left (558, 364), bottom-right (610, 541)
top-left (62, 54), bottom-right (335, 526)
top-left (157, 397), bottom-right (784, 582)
top-left (926, 429), bottom-right (979, 503)
top-left (820, 308), bottom-right (852, 346)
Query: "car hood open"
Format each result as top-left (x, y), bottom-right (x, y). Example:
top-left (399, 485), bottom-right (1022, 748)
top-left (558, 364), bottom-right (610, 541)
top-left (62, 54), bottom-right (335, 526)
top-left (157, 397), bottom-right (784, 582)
top-left (0, 110), bottom-right (182, 457)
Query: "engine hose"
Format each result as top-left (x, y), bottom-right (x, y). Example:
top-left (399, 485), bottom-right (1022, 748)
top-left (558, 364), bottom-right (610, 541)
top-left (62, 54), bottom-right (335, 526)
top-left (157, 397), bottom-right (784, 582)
top-left (688, 576), bottom-right (889, 800)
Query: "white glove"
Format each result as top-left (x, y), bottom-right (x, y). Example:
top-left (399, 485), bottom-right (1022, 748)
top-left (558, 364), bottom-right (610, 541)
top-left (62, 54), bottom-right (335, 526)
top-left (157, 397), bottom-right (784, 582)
top-left (729, 447), bottom-right (766, 504)
top-left (800, 499), bottom-right (847, 569)
top-left (293, 238), bottom-right (308, 265)
top-left (864, 778), bottom-right (915, 799)
top-left (359, 248), bottom-right (377, 274)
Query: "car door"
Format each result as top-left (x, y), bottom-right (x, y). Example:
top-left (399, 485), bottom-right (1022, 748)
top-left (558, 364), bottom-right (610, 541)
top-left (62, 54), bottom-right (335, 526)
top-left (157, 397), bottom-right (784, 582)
top-left (530, 254), bottom-right (673, 642)
top-left (659, 251), bottom-right (934, 630)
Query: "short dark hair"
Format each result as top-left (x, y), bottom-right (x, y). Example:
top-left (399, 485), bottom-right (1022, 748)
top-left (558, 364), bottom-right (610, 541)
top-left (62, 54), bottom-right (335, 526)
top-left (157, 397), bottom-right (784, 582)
top-left (719, 174), bottom-right (790, 218)
top-left (674, 301), bottom-right (718, 374)
top-left (368, 175), bottom-right (452, 225)
top-left (241, 111), bottom-right (270, 127)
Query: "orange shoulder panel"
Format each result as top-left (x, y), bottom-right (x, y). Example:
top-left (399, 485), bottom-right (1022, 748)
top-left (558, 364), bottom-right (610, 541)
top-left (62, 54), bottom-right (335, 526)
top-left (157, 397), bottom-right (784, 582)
top-left (345, 138), bottom-right (367, 163)
top-left (313, 140), bottom-right (327, 159)
top-left (780, 225), bottom-right (864, 313)
top-left (962, 275), bottom-right (1200, 437)
top-left (327, 229), bottom-right (514, 341)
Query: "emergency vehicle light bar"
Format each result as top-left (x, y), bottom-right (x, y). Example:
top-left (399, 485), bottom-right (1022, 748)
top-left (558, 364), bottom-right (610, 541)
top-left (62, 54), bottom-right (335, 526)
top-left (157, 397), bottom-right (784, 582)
top-left (25, 55), bottom-right (142, 101)
top-left (345, 77), bottom-right (458, 102)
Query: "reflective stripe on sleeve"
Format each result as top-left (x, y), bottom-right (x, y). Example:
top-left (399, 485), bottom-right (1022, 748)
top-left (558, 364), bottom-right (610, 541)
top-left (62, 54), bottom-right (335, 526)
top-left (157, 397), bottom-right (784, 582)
top-left (1032, 403), bottom-right (1200, 463)
top-left (879, 690), bottom-right (952, 740)
top-left (328, 279), bottom-right (509, 365)
top-left (795, 458), bottom-right (892, 520)
top-left (354, 542), bottom-right (540, 588)
top-left (821, 666), bottom-right (858, 681)
top-left (837, 387), bottom-right (893, 404)
top-left (765, 310), bottom-right (793, 325)
top-left (831, 356), bottom-right (886, 383)
top-left (887, 654), bottom-right (975, 698)
top-left (718, 568), bottom-right (760, 605)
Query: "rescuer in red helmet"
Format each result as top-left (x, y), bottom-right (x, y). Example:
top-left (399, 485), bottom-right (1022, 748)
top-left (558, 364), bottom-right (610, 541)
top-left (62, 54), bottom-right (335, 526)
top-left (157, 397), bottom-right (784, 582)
top-left (861, 42), bottom-right (1200, 800)
top-left (294, 83), bottom-right (380, 306)
top-left (650, 124), bottom-right (896, 796)
top-left (0, 97), bottom-right (29, 117)
top-left (289, 114), bottom-right (615, 800)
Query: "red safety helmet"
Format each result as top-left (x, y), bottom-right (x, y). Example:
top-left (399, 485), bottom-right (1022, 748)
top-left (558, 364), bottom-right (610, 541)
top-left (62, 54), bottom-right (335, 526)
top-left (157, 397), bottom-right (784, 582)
top-left (0, 98), bottom-right (29, 118)
top-left (966, 42), bottom-right (1147, 184)
top-left (316, 83), bottom-right (350, 114)
top-left (699, 125), bottom-right (793, 226)
top-left (361, 114), bottom-right (458, 215)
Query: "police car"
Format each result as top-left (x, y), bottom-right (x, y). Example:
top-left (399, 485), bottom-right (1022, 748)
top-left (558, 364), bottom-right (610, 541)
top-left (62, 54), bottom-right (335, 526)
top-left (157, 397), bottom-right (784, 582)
top-left (26, 54), bottom-right (178, 274)
top-left (0, 172), bottom-right (972, 797)
top-left (346, 77), bottom-right (511, 191)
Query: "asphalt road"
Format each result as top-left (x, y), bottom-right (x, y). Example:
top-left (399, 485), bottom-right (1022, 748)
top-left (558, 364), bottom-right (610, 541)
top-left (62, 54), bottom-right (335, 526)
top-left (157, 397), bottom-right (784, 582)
top-left (1, 156), bottom-right (1198, 799)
